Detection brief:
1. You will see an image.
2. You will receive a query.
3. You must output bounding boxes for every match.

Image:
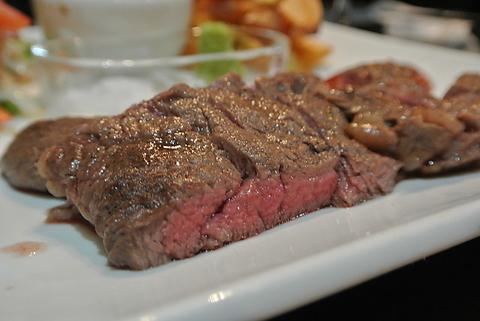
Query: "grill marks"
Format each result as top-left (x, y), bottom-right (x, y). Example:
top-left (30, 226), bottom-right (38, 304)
top-left (37, 77), bottom-right (339, 269)
top-left (148, 79), bottom-right (339, 253)
top-left (254, 72), bottom-right (401, 207)
top-left (37, 112), bottom-right (244, 268)
top-left (6, 64), bottom-right (480, 270)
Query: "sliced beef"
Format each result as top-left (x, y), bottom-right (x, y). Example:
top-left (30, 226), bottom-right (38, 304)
top-left (13, 66), bottom-right (480, 271)
top-left (37, 81), bottom-right (339, 270)
top-left (395, 113), bottom-right (455, 171)
top-left (441, 74), bottom-right (480, 132)
top-left (421, 131), bottom-right (480, 174)
top-left (324, 88), bottom-right (462, 172)
top-left (1, 117), bottom-right (90, 192)
top-left (421, 74), bottom-right (480, 173)
top-left (442, 94), bottom-right (480, 132)
top-left (254, 72), bottom-right (401, 207)
top-left (38, 110), bottom-right (243, 269)
top-left (444, 74), bottom-right (480, 99)
top-left (323, 62), bottom-right (466, 172)
top-left (320, 85), bottom-right (408, 154)
top-left (325, 62), bottom-right (431, 89)
top-left (137, 78), bottom-right (339, 248)
top-left (325, 62), bottom-right (434, 107)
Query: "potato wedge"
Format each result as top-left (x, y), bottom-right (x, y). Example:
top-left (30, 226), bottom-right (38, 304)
top-left (242, 7), bottom-right (286, 31)
top-left (292, 34), bottom-right (331, 71)
top-left (189, 0), bottom-right (330, 71)
top-left (212, 0), bottom-right (259, 24)
top-left (277, 0), bottom-right (323, 33)
top-left (191, 0), bottom-right (215, 25)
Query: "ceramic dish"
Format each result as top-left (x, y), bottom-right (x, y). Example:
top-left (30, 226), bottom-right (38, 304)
top-left (1, 23), bottom-right (480, 321)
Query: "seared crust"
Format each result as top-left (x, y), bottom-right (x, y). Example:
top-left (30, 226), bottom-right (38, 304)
top-left (1, 117), bottom-right (89, 192)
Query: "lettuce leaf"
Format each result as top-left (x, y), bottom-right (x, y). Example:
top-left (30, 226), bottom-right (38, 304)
top-left (196, 22), bottom-right (244, 82)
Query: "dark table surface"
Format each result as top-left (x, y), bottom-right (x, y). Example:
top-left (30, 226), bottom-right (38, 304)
top-left (268, 236), bottom-right (480, 321)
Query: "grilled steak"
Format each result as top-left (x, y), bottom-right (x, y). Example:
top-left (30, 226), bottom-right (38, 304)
top-left (421, 74), bottom-right (480, 173)
top-left (323, 63), bottom-right (468, 172)
top-left (1, 117), bottom-right (90, 192)
top-left (4, 63), bottom-right (480, 271)
top-left (254, 72), bottom-right (401, 207)
top-left (37, 79), bottom-right (339, 269)
top-left (441, 74), bottom-right (480, 131)
top-left (444, 74), bottom-right (480, 99)
top-left (325, 62), bottom-right (434, 107)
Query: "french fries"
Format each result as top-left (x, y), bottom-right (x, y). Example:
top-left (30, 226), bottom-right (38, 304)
top-left (189, 0), bottom-right (331, 71)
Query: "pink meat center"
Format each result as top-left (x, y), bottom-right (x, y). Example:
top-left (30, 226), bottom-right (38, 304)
top-left (161, 169), bottom-right (338, 259)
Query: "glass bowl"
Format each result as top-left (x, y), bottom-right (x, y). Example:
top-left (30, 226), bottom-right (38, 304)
top-left (30, 26), bottom-right (289, 117)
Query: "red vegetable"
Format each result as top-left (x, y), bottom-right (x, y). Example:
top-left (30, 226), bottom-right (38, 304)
top-left (0, 1), bottom-right (31, 32)
top-left (0, 108), bottom-right (12, 123)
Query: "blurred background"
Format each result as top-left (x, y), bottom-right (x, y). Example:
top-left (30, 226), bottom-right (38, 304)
top-left (6, 0), bottom-right (480, 51)
top-left (324, 0), bottom-right (480, 51)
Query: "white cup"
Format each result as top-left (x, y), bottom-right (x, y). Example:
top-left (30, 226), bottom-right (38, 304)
top-left (33, 0), bottom-right (193, 58)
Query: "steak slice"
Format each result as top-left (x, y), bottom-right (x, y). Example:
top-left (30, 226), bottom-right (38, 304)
top-left (325, 62), bottom-right (434, 107)
top-left (441, 74), bottom-right (480, 132)
top-left (1, 117), bottom-right (90, 192)
top-left (37, 81), bottom-right (339, 270)
top-left (421, 74), bottom-right (480, 173)
top-left (7, 67), bottom-right (480, 271)
top-left (323, 62), bottom-right (466, 172)
top-left (254, 72), bottom-right (401, 207)
top-left (38, 110), bottom-right (243, 269)
top-left (138, 79), bottom-right (339, 248)
top-left (421, 132), bottom-right (480, 174)
top-left (444, 74), bottom-right (480, 99)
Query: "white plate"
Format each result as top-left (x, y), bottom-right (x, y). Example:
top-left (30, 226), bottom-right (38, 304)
top-left (2, 23), bottom-right (480, 321)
